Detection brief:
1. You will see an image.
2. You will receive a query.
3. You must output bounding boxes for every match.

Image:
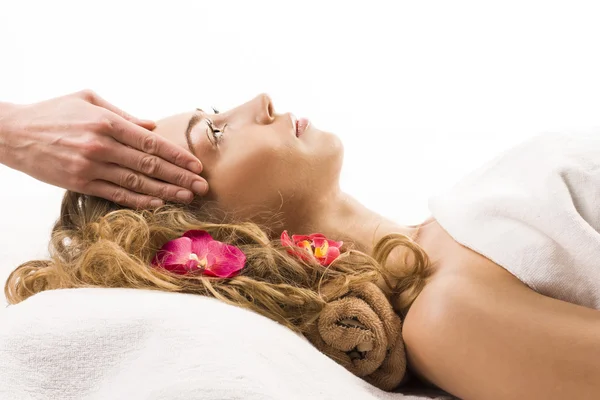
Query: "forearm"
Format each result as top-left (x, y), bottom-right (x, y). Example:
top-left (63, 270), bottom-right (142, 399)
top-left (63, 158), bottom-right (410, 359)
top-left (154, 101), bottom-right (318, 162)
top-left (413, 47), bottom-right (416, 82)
top-left (0, 101), bottom-right (17, 118)
top-left (0, 101), bottom-right (19, 165)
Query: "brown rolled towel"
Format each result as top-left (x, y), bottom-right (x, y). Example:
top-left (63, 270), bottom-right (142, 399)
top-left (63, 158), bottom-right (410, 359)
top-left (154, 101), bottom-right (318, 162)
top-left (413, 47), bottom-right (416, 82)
top-left (304, 281), bottom-right (407, 391)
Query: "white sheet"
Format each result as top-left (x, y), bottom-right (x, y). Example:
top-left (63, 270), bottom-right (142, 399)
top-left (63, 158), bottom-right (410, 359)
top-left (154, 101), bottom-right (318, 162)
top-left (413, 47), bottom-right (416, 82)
top-left (0, 288), bottom-right (452, 400)
top-left (429, 129), bottom-right (600, 309)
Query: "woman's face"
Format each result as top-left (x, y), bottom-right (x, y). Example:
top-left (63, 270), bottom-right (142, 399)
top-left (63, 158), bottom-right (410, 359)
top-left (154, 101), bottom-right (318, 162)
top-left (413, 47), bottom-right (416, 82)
top-left (153, 94), bottom-right (344, 226)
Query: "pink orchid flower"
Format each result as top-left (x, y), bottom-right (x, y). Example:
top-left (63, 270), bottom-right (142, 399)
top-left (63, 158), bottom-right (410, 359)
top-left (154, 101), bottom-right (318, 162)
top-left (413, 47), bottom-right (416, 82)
top-left (152, 230), bottom-right (246, 278)
top-left (281, 231), bottom-right (343, 266)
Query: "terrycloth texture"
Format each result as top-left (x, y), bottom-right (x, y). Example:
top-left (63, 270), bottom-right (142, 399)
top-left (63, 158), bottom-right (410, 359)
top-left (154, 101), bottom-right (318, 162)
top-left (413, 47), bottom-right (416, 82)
top-left (0, 288), bottom-right (453, 400)
top-left (304, 282), bottom-right (407, 391)
top-left (428, 130), bottom-right (600, 310)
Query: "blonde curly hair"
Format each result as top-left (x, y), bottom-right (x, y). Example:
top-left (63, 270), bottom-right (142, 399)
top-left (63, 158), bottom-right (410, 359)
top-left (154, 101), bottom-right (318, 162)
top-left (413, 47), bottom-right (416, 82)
top-left (5, 191), bottom-right (432, 335)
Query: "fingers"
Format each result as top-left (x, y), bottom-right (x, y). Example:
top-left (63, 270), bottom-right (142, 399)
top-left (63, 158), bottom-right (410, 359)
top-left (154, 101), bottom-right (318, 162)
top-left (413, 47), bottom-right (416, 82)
top-left (95, 162), bottom-right (196, 205)
top-left (100, 137), bottom-right (208, 197)
top-left (73, 89), bottom-right (208, 201)
top-left (100, 110), bottom-right (205, 176)
top-left (83, 179), bottom-right (165, 210)
top-left (136, 119), bottom-right (157, 130)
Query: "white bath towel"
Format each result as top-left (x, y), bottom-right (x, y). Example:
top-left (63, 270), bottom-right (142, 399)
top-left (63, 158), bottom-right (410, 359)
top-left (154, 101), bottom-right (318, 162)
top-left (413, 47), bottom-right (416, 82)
top-left (0, 288), bottom-right (452, 400)
top-left (428, 129), bottom-right (600, 309)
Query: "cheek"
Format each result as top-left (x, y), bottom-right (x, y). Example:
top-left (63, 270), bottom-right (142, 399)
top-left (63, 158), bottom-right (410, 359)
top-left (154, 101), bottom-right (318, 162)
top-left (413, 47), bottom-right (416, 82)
top-left (208, 143), bottom-right (297, 210)
top-left (205, 135), bottom-right (341, 218)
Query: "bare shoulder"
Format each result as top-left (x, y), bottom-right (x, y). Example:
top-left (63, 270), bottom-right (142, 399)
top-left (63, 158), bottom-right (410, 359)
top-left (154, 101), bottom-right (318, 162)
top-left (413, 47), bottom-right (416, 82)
top-left (402, 266), bottom-right (600, 400)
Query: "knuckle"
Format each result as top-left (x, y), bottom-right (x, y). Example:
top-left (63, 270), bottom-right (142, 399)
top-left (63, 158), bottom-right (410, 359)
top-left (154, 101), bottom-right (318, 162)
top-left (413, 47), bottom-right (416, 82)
top-left (170, 148), bottom-right (186, 166)
top-left (70, 176), bottom-right (89, 191)
top-left (139, 155), bottom-right (159, 176)
top-left (96, 114), bottom-right (114, 131)
top-left (140, 134), bottom-right (158, 154)
top-left (156, 185), bottom-right (170, 201)
top-left (71, 156), bottom-right (92, 176)
top-left (79, 89), bottom-right (96, 101)
top-left (86, 114), bottom-right (113, 133)
top-left (123, 172), bottom-right (141, 190)
top-left (111, 188), bottom-right (128, 205)
top-left (175, 171), bottom-right (189, 187)
top-left (80, 137), bottom-right (106, 157)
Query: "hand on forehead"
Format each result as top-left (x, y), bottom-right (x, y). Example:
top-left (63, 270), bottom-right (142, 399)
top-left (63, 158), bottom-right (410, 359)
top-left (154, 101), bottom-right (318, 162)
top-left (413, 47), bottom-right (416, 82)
top-left (153, 111), bottom-right (198, 153)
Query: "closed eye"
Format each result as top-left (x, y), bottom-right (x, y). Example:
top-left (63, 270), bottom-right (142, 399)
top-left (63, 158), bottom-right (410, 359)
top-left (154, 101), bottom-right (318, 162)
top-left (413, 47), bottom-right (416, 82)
top-left (206, 119), bottom-right (227, 147)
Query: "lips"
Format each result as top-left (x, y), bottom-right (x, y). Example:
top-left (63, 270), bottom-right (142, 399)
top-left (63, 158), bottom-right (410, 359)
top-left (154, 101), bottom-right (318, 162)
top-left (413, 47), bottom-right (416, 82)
top-left (290, 113), bottom-right (310, 138)
top-left (296, 118), bottom-right (309, 137)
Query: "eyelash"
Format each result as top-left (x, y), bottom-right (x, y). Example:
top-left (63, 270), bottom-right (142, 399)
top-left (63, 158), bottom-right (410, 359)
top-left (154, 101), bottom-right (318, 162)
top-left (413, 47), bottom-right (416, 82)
top-left (206, 107), bottom-right (226, 146)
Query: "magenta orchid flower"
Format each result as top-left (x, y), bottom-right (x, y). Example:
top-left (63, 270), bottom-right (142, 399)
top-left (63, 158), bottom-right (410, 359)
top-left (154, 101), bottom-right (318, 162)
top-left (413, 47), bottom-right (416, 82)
top-left (152, 230), bottom-right (246, 278)
top-left (281, 231), bottom-right (343, 266)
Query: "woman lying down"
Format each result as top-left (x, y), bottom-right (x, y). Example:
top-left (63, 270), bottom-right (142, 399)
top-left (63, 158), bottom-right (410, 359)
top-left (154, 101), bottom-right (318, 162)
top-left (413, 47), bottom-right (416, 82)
top-left (6, 93), bottom-right (600, 399)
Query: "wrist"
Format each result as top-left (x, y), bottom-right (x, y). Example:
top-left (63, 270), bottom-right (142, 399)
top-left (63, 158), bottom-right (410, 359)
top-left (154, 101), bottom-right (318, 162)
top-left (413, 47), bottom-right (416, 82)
top-left (0, 102), bottom-right (19, 166)
top-left (0, 102), bottom-right (17, 118)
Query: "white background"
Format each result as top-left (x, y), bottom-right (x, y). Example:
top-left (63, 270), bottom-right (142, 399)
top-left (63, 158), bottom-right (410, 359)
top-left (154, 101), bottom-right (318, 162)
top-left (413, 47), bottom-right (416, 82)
top-left (2, 0), bottom-right (600, 306)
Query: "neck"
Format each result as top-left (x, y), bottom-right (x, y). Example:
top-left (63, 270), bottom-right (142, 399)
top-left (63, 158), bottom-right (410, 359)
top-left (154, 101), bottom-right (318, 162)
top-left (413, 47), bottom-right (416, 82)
top-left (285, 190), bottom-right (423, 257)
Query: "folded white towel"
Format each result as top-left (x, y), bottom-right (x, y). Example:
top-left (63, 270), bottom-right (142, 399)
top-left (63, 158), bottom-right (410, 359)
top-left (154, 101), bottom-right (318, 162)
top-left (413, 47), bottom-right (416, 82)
top-left (0, 288), bottom-right (451, 400)
top-left (428, 129), bottom-right (600, 309)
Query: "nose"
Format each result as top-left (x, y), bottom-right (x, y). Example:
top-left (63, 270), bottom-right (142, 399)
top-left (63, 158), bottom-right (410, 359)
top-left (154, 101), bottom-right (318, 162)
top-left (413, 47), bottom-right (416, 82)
top-left (254, 93), bottom-right (275, 125)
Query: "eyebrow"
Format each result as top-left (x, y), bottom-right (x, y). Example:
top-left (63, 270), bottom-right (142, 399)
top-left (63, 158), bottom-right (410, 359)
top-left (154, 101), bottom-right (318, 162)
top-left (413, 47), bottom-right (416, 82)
top-left (184, 108), bottom-right (204, 156)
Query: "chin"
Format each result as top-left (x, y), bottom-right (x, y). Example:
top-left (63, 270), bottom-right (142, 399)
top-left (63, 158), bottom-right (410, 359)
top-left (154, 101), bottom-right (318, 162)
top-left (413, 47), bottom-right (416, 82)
top-left (308, 128), bottom-right (344, 178)
top-left (323, 132), bottom-right (344, 178)
top-left (326, 131), bottom-right (344, 160)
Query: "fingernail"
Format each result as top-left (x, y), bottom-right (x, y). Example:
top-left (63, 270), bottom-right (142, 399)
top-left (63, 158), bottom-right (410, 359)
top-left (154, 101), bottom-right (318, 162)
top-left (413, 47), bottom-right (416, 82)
top-left (176, 190), bottom-right (193, 202)
top-left (188, 161), bottom-right (202, 174)
top-left (150, 199), bottom-right (164, 208)
top-left (137, 119), bottom-right (156, 129)
top-left (192, 181), bottom-right (207, 195)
